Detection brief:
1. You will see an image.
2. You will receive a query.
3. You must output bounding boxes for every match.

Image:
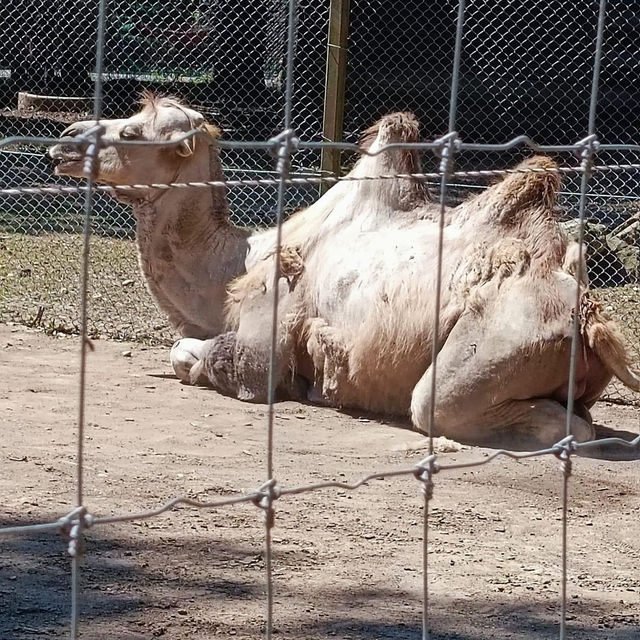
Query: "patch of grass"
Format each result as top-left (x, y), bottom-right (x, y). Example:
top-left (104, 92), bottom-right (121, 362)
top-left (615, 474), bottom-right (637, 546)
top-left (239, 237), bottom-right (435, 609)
top-left (0, 232), bottom-right (175, 345)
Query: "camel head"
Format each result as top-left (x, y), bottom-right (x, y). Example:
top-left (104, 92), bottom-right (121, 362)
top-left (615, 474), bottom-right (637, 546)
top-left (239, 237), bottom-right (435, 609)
top-left (49, 93), bottom-right (222, 201)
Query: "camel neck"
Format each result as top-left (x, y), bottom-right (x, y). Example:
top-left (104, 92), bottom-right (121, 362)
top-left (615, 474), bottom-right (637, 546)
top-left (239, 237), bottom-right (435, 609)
top-left (130, 142), bottom-right (251, 337)
top-left (132, 138), bottom-right (247, 245)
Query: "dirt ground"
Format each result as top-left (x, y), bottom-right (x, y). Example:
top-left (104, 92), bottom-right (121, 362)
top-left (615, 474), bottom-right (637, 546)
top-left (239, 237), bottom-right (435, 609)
top-left (1, 324), bottom-right (640, 640)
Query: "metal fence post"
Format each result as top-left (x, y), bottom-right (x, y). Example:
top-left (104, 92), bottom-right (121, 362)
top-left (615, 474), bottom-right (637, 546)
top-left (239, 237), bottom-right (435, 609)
top-left (320, 0), bottom-right (350, 192)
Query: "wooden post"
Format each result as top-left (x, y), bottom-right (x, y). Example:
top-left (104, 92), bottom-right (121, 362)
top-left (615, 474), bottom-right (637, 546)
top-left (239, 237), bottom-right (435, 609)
top-left (320, 0), bottom-right (350, 192)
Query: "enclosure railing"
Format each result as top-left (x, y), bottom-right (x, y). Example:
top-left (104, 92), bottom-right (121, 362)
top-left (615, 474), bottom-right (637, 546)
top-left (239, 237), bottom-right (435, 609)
top-left (2, 1), bottom-right (640, 640)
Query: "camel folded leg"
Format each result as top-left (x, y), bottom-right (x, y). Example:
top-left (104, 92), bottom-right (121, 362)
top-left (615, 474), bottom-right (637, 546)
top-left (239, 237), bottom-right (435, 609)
top-left (229, 273), bottom-right (307, 402)
top-left (198, 332), bottom-right (239, 395)
top-left (171, 330), bottom-right (308, 401)
top-left (305, 317), bottom-right (351, 403)
top-left (170, 333), bottom-right (239, 394)
top-left (409, 306), bottom-right (595, 451)
top-left (412, 392), bottom-right (593, 451)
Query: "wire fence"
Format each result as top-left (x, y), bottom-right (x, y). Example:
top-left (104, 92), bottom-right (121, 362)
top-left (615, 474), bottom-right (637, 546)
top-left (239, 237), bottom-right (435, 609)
top-left (2, 0), bottom-right (640, 639)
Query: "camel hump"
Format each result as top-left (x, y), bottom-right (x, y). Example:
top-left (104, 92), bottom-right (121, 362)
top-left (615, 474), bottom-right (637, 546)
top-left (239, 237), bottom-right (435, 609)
top-left (507, 155), bottom-right (561, 207)
top-left (474, 154), bottom-right (561, 224)
top-left (359, 111), bottom-right (420, 151)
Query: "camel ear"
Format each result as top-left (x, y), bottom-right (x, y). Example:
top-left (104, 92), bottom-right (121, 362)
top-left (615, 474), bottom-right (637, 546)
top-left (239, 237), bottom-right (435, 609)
top-left (168, 121), bottom-right (220, 157)
top-left (203, 123), bottom-right (222, 139)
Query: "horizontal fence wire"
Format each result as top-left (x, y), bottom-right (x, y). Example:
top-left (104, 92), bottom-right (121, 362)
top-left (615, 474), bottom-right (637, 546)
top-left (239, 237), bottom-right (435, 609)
top-left (2, 433), bottom-right (639, 540)
top-left (5, 161), bottom-right (640, 196)
top-left (2, 430), bottom-right (639, 541)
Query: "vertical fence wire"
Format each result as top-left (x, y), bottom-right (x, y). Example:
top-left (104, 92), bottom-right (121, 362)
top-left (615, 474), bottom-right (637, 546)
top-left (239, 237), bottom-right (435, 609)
top-left (70, 555), bottom-right (81, 640)
top-left (564, 0), bottom-right (608, 438)
top-left (560, 2), bottom-right (608, 638)
top-left (264, 1), bottom-right (299, 638)
top-left (70, 0), bottom-right (109, 637)
top-left (426, 0), bottom-right (466, 451)
top-left (559, 448), bottom-right (572, 640)
top-left (422, 2), bottom-right (467, 638)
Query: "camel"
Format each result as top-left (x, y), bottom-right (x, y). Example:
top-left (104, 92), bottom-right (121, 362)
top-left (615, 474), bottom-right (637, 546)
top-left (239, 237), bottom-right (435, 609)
top-left (174, 120), bottom-right (640, 451)
top-left (49, 96), bottom-right (640, 451)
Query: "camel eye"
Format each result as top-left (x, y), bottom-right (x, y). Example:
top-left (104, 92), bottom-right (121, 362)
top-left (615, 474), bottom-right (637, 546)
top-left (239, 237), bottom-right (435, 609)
top-left (119, 126), bottom-right (141, 140)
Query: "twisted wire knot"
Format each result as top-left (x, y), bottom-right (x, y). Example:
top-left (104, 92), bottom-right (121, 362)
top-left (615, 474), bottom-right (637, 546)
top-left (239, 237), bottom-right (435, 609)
top-left (253, 479), bottom-right (280, 529)
top-left (414, 454), bottom-right (438, 500)
top-left (57, 507), bottom-right (89, 558)
top-left (270, 128), bottom-right (300, 175)
top-left (575, 133), bottom-right (600, 160)
top-left (433, 131), bottom-right (460, 175)
top-left (553, 435), bottom-right (576, 477)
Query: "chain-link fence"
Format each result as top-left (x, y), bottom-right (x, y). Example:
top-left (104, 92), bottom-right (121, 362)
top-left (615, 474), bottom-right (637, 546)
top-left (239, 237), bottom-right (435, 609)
top-left (0, 0), bottom-right (328, 344)
top-left (0, 3), bottom-right (639, 346)
top-left (1, 2), bottom-right (640, 344)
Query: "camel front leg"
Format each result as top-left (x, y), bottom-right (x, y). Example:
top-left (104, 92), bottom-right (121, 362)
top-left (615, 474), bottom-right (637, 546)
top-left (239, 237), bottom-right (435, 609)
top-left (170, 334), bottom-right (239, 394)
top-left (198, 332), bottom-right (240, 395)
top-left (233, 285), bottom-right (303, 403)
top-left (305, 317), bottom-right (351, 404)
top-left (170, 338), bottom-right (209, 384)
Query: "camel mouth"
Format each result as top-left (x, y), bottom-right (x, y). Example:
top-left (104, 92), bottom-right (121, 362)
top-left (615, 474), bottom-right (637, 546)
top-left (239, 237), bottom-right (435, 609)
top-left (49, 148), bottom-right (85, 175)
top-left (51, 158), bottom-right (84, 175)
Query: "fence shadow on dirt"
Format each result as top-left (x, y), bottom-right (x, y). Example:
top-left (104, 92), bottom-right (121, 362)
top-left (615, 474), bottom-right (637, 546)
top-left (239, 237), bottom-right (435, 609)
top-left (1, 515), bottom-right (638, 640)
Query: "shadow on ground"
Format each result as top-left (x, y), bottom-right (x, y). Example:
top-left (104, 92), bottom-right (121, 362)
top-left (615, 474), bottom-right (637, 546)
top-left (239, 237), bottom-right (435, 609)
top-left (1, 515), bottom-right (638, 639)
top-left (0, 514), bottom-right (262, 639)
top-left (339, 407), bottom-right (640, 461)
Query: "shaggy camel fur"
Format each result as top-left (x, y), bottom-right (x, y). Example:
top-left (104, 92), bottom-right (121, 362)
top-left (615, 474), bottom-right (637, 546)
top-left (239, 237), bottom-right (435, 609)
top-left (180, 115), bottom-right (640, 451)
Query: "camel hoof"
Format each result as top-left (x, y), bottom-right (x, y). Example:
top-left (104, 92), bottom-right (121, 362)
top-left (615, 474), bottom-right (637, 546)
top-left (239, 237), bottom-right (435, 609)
top-left (280, 374), bottom-right (309, 401)
top-left (170, 338), bottom-right (206, 383)
top-left (306, 384), bottom-right (331, 406)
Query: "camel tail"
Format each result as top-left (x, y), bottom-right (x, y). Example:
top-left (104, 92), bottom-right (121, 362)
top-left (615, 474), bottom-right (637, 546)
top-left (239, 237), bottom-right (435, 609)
top-left (583, 296), bottom-right (640, 392)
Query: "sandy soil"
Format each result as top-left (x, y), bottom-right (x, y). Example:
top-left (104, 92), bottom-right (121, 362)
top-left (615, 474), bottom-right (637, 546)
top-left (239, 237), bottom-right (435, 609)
top-left (1, 324), bottom-right (640, 640)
